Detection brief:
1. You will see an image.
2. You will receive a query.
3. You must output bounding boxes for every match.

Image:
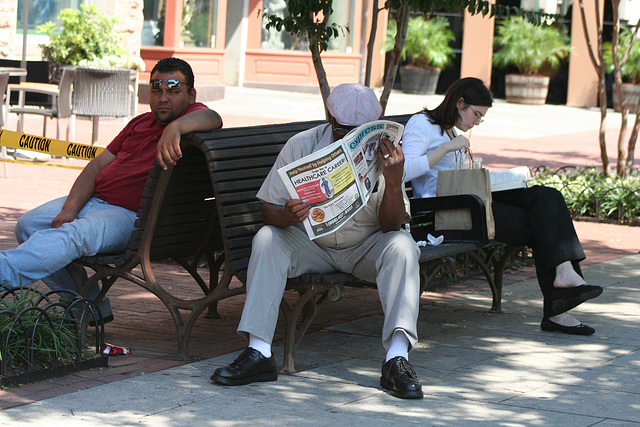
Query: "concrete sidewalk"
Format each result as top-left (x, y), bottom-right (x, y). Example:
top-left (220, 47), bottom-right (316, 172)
top-left (1, 86), bottom-right (639, 424)
top-left (0, 253), bottom-right (638, 426)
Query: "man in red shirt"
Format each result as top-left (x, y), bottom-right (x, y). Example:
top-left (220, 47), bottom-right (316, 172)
top-left (0, 58), bottom-right (222, 322)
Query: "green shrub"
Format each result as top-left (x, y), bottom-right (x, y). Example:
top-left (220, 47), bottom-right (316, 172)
top-left (532, 167), bottom-right (640, 224)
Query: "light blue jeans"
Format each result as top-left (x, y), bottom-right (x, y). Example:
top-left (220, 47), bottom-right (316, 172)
top-left (0, 196), bottom-right (137, 316)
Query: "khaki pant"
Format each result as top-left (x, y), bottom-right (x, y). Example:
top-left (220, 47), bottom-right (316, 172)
top-left (238, 225), bottom-right (421, 351)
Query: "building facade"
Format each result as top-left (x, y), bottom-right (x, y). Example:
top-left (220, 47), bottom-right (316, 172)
top-left (2, 0), bottom-right (640, 106)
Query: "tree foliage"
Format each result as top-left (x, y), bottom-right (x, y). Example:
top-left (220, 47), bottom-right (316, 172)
top-left (384, 0), bottom-right (556, 24)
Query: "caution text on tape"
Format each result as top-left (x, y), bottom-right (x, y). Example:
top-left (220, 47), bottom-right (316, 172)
top-left (0, 129), bottom-right (105, 161)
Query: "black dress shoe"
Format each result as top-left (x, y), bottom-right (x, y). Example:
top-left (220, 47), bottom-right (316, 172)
top-left (210, 347), bottom-right (278, 386)
top-left (89, 313), bottom-right (114, 327)
top-left (380, 356), bottom-right (423, 399)
top-left (549, 284), bottom-right (603, 316)
top-left (541, 317), bottom-right (595, 336)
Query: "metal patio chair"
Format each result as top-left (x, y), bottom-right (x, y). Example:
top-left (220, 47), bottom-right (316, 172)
top-left (3, 67), bottom-right (76, 141)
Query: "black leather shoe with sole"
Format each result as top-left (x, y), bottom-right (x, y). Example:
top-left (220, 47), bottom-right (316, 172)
top-left (210, 347), bottom-right (278, 386)
top-left (541, 317), bottom-right (596, 336)
top-left (549, 285), bottom-right (603, 316)
top-left (380, 356), bottom-right (424, 399)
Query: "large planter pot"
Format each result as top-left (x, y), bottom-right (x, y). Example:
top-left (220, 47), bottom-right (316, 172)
top-left (505, 74), bottom-right (550, 105)
top-left (612, 83), bottom-right (640, 113)
top-left (399, 66), bottom-right (441, 95)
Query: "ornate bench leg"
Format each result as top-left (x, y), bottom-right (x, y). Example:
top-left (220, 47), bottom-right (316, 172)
top-left (205, 301), bottom-right (221, 319)
top-left (280, 283), bottom-right (344, 374)
top-left (489, 245), bottom-right (522, 313)
top-left (280, 298), bottom-right (299, 375)
top-left (467, 246), bottom-right (502, 313)
top-left (280, 294), bottom-right (322, 374)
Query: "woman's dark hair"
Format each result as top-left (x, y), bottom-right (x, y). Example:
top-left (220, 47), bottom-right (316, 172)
top-left (421, 77), bottom-right (493, 134)
top-left (150, 57), bottom-right (195, 91)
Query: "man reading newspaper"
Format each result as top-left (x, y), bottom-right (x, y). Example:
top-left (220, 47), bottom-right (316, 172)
top-left (210, 83), bottom-right (424, 399)
top-left (276, 119), bottom-right (403, 240)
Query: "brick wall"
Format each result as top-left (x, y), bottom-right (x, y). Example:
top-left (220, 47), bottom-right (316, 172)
top-left (96, 0), bottom-right (144, 63)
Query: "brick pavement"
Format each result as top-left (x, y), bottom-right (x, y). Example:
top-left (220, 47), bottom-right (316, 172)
top-left (1, 94), bottom-right (639, 409)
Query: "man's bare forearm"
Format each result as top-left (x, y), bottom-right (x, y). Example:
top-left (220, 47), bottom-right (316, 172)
top-left (262, 200), bottom-right (310, 228)
top-left (52, 150), bottom-right (116, 227)
top-left (157, 108), bottom-right (223, 169)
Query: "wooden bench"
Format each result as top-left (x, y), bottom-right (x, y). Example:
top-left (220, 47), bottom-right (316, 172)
top-left (70, 115), bottom-right (517, 373)
top-left (183, 115), bottom-right (515, 373)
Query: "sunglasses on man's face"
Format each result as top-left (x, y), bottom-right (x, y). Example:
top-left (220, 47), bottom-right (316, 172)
top-left (332, 122), bottom-right (356, 137)
top-left (149, 79), bottom-right (190, 90)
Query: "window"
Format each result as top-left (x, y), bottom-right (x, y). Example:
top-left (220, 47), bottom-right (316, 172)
top-left (181, 0), bottom-right (218, 48)
top-left (16, 0), bottom-right (82, 34)
top-left (260, 0), bottom-right (354, 52)
top-left (142, 0), bottom-right (164, 46)
top-left (142, 0), bottom-right (218, 48)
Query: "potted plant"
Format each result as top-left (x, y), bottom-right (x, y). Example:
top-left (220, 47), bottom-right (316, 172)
top-left (492, 17), bottom-right (571, 105)
top-left (385, 15), bottom-right (455, 95)
top-left (604, 26), bottom-right (640, 113)
top-left (37, 5), bottom-right (144, 80)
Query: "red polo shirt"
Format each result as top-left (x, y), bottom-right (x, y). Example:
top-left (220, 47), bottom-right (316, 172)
top-left (93, 102), bottom-right (207, 212)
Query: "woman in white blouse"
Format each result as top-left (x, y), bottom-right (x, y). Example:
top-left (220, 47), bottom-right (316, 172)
top-left (402, 77), bottom-right (602, 336)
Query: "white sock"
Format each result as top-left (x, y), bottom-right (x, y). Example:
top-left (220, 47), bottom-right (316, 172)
top-left (385, 330), bottom-right (410, 362)
top-left (249, 334), bottom-right (272, 358)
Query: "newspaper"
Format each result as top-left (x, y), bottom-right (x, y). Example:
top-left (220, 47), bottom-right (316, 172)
top-left (277, 120), bottom-right (404, 240)
top-left (489, 166), bottom-right (531, 192)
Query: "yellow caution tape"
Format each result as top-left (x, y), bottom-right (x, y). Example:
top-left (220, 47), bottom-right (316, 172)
top-left (0, 129), bottom-right (105, 161)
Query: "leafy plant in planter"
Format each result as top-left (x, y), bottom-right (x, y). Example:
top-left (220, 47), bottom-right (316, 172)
top-left (385, 15), bottom-right (455, 95)
top-left (0, 284), bottom-right (106, 387)
top-left (604, 26), bottom-right (640, 113)
top-left (492, 17), bottom-right (570, 105)
top-left (37, 5), bottom-right (144, 79)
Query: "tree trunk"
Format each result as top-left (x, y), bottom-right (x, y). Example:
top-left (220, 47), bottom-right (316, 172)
top-left (308, 35), bottom-right (331, 120)
top-left (622, 18), bottom-right (640, 176)
top-left (611, 0), bottom-right (628, 176)
top-left (364, 0), bottom-right (379, 88)
top-left (626, 106), bottom-right (640, 175)
top-left (578, 0), bottom-right (610, 175)
top-left (379, 1), bottom-right (409, 115)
